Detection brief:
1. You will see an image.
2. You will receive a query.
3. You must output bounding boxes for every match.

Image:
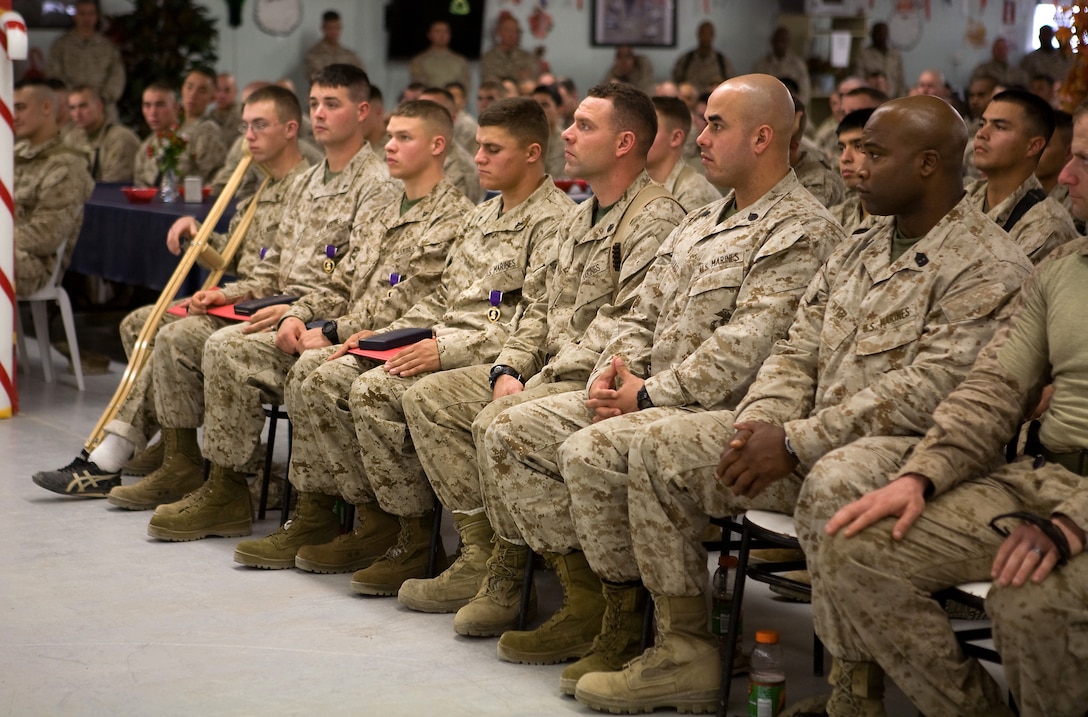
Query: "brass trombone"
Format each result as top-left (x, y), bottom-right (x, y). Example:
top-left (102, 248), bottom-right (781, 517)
top-left (82, 156), bottom-right (270, 454)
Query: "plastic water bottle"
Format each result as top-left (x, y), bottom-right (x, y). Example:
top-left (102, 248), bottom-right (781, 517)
top-left (748, 629), bottom-right (785, 717)
top-left (711, 555), bottom-right (741, 656)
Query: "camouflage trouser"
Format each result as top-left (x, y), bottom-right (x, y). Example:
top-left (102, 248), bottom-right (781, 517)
top-left (15, 248), bottom-right (50, 297)
top-left (152, 315), bottom-right (236, 430)
top-left (481, 390), bottom-right (597, 553)
top-left (989, 525), bottom-right (1088, 717)
top-left (104, 304), bottom-right (192, 451)
top-left (201, 327), bottom-right (300, 470)
top-left (625, 410), bottom-right (802, 596)
top-left (796, 437), bottom-right (1015, 717)
top-left (283, 348), bottom-right (378, 502)
top-left (402, 365), bottom-right (580, 513)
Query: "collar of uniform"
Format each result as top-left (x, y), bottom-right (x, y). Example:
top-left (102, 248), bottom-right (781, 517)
top-left (15, 133), bottom-right (62, 161)
top-left (572, 170), bottom-right (655, 246)
top-left (860, 193), bottom-right (975, 281)
top-left (476, 175), bottom-right (566, 233)
top-left (979, 173), bottom-right (1044, 226)
top-left (254, 157), bottom-right (311, 207)
top-left (663, 158), bottom-right (689, 193)
top-left (388, 177), bottom-right (456, 229)
top-left (312, 141), bottom-right (380, 198)
top-left (709, 169), bottom-right (801, 232)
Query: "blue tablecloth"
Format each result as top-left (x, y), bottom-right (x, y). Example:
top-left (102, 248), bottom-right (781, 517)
top-left (69, 183), bottom-right (236, 295)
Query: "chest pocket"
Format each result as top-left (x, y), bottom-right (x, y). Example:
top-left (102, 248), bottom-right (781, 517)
top-left (573, 259), bottom-right (614, 309)
top-left (855, 310), bottom-right (923, 356)
top-left (685, 264), bottom-right (745, 329)
top-left (821, 300), bottom-right (857, 352)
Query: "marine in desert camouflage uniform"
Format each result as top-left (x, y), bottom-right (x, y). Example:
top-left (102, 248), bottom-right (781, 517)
top-left (572, 96), bottom-right (1032, 715)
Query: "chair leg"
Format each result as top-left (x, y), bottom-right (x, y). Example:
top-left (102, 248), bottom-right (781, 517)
top-left (640, 593), bottom-right (655, 651)
top-left (29, 300), bottom-right (53, 384)
top-left (55, 288), bottom-right (83, 391)
top-left (719, 517), bottom-right (751, 717)
top-left (517, 549), bottom-right (536, 630)
top-left (258, 407), bottom-right (278, 521)
top-left (427, 497), bottom-right (444, 578)
top-left (280, 420), bottom-right (293, 527)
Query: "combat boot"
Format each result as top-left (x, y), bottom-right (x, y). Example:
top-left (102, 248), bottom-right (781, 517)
top-left (294, 500), bottom-right (400, 574)
top-left (497, 549), bottom-right (604, 664)
top-left (121, 438), bottom-right (165, 477)
top-left (575, 594), bottom-right (720, 714)
top-left (399, 511), bottom-right (494, 613)
top-left (350, 510), bottom-right (447, 596)
top-left (147, 463), bottom-right (252, 541)
top-left (233, 492), bottom-right (341, 569)
top-left (453, 537), bottom-right (536, 637)
top-left (780, 659), bottom-right (887, 717)
top-left (107, 428), bottom-right (203, 510)
top-left (559, 581), bottom-right (648, 695)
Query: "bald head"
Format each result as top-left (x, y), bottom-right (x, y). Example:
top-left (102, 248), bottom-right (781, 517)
top-left (876, 95), bottom-right (967, 170)
top-left (716, 74), bottom-right (795, 149)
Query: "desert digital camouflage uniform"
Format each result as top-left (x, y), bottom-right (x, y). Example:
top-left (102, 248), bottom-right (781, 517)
top-left (542, 127), bottom-right (566, 179)
top-left (488, 172), bottom-right (839, 569)
top-left (208, 103), bottom-right (242, 149)
top-left (479, 46), bottom-right (536, 84)
top-left (211, 134), bottom-right (324, 202)
top-left (965, 174), bottom-right (1077, 263)
top-left (792, 146), bottom-right (846, 208)
top-left (152, 145), bottom-right (388, 434)
top-left (752, 51), bottom-right (811, 106)
top-left (453, 112), bottom-right (479, 157)
top-left (682, 132), bottom-right (706, 175)
top-left (304, 40), bottom-right (364, 80)
top-left (804, 238), bottom-right (1088, 717)
top-left (403, 173), bottom-right (683, 517)
top-left (133, 118), bottom-right (229, 188)
top-left (283, 179), bottom-right (573, 508)
top-left (443, 142), bottom-right (483, 204)
top-left (47, 31), bottom-right (125, 112)
top-left (626, 194), bottom-right (1031, 600)
top-left (101, 158), bottom-right (312, 453)
top-left (809, 115), bottom-right (838, 163)
top-left (671, 50), bottom-right (734, 91)
top-left (661, 159), bottom-right (722, 213)
top-left (64, 121), bottom-right (140, 183)
top-left (829, 192), bottom-right (875, 235)
top-left (853, 45), bottom-right (906, 97)
top-left (409, 47), bottom-right (471, 89)
top-left (13, 135), bottom-right (93, 296)
top-left (194, 147), bottom-right (406, 470)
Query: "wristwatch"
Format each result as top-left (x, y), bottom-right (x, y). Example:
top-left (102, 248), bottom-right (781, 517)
top-left (489, 364), bottom-right (522, 390)
top-left (636, 384), bottom-right (654, 411)
top-left (321, 320), bottom-right (339, 345)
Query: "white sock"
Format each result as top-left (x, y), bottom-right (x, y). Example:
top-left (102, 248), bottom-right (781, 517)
top-left (87, 434), bottom-right (135, 472)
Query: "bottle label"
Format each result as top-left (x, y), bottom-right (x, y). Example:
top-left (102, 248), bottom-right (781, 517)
top-left (711, 599), bottom-right (742, 654)
top-left (748, 680), bottom-right (785, 717)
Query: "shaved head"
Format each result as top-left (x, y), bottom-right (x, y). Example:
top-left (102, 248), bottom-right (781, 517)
top-left (875, 95), bottom-right (967, 175)
top-left (714, 73), bottom-right (795, 151)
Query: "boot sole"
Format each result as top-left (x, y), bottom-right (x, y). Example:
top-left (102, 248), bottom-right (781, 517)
top-left (453, 621), bottom-right (515, 638)
top-left (350, 579), bottom-right (400, 596)
top-left (106, 494), bottom-right (162, 511)
top-left (147, 520), bottom-right (252, 542)
top-left (574, 687), bottom-right (718, 715)
top-left (497, 640), bottom-right (593, 665)
top-left (294, 556), bottom-right (377, 574)
top-left (233, 551), bottom-right (296, 569)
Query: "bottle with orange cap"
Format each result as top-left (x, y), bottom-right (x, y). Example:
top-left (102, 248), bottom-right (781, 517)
top-left (747, 629), bottom-right (785, 717)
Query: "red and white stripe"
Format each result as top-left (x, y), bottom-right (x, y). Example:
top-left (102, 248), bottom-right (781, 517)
top-left (0, 6), bottom-right (27, 418)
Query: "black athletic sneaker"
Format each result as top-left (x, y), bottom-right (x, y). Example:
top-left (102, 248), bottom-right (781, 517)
top-left (33, 457), bottom-right (121, 497)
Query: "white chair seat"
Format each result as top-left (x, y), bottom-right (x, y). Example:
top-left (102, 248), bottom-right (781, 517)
top-left (15, 239), bottom-right (84, 390)
top-left (744, 509), bottom-right (798, 538)
top-left (954, 582), bottom-right (992, 600)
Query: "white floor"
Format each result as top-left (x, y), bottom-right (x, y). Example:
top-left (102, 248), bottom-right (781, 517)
top-left (1, 345), bottom-right (999, 716)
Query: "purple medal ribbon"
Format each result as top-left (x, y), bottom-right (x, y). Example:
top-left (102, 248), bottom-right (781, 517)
top-left (325, 245), bottom-right (335, 259)
top-left (259, 247), bottom-right (268, 260)
top-left (487, 290), bottom-right (503, 322)
top-left (390, 272), bottom-right (401, 287)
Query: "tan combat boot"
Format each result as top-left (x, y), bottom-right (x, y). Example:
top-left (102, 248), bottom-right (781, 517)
top-left (107, 428), bottom-right (203, 510)
top-left (121, 438), bottom-right (165, 477)
top-left (453, 536), bottom-right (536, 637)
top-left (233, 492), bottom-right (342, 569)
top-left (497, 549), bottom-right (605, 665)
top-left (294, 500), bottom-right (400, 574)
top-left (781, 659), bottom-right (887, 717)
top-left (349, 510), bottom-right (447, 596)
top-left (147, 463), bottom-right (252, 541)
top-left (398, 511), bottom-right (494, 613)
top-left (559, 581), bottom-right (648, 695)
top-left (575, 594), bottom-right (720, 714)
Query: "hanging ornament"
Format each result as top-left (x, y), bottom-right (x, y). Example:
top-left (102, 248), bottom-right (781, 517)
top-left (1002, 0), bottom-right (1015, 25)
top-left (529, 3), bottom-right (553, 38)
top-left (450, 0), bottom-right (470, 16)
top-left (226, 0), bottom-right (244, 28)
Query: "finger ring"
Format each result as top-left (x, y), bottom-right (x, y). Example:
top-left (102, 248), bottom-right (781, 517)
top-left (1031, 547), bottom-right (1044, 555)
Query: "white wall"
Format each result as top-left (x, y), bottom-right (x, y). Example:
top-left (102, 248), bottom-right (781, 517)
top-left (18, 0), bottom-right (1043, 109)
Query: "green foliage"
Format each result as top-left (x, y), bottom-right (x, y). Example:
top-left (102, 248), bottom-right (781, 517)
top-left (106, 0), bottom-right (219, 133)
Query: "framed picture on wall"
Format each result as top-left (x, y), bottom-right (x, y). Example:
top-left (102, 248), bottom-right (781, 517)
top-left (13, 0), bottom-right (79, 29)
top-left (591, 0), bottom-right (677, 47)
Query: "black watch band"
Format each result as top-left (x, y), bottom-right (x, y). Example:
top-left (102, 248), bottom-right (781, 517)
top-left (636, 385), bottom-right (654, 411)
top-left (489, 364), bottom-right (522, 390)
top-left (321, 320), bottom-right (339, 345)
